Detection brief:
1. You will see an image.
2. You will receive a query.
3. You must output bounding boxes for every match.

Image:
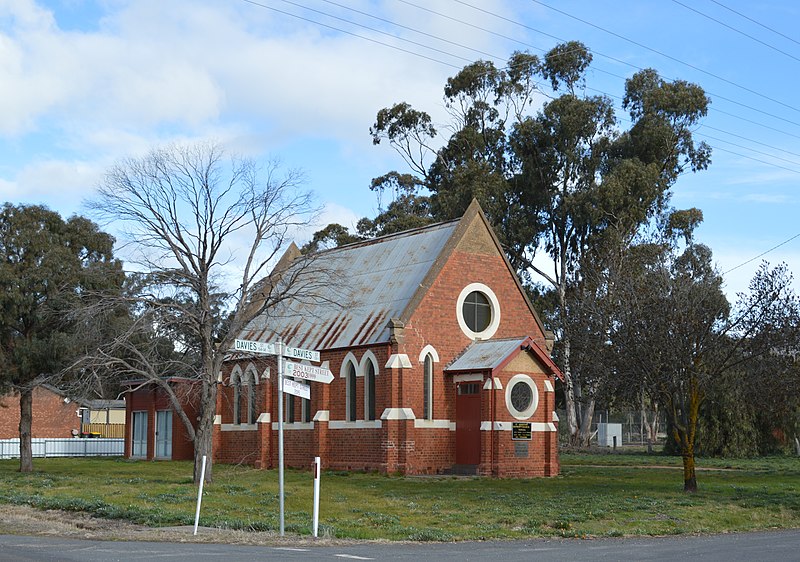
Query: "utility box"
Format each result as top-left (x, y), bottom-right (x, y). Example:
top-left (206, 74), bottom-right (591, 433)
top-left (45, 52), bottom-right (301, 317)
top-left (597, 423), bottom-right (623, 447)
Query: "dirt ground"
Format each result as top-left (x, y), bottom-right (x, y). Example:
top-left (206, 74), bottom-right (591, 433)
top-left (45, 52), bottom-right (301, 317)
top-left (0, 504), bottom-right (354, 546)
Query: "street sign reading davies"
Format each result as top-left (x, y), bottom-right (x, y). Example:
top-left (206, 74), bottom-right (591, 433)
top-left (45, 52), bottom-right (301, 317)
top-left (283, 378), bottom-right (311, 400)
top-left (234, 339), bottom-right (320, 362)
top-left (234, 339), bottom-right (276, 355)
top-left (283, 346), bottom-right (321, 362)
top-left (284, 361), bottom-right (334, 384)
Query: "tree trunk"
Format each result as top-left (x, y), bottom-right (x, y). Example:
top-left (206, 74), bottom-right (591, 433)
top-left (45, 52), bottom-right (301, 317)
top-left (642, 401), bottom-right (659, 454)
top-left (561, 338), bottom-right (583, 446)
top-left (682, 452), bottom-right (697, 493)
top-left (193, 380), bottom-right (217, 484)
top-left (677, 378), bottom-right (702, 493)
top-left (18, 387), bottom-right (33, 473)
top-left (577, 397), bottom-right (596, 447)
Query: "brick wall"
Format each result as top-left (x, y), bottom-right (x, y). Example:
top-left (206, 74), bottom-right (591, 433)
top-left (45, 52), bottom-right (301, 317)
top-left (0, 387), bottom-right (82, 439)
top-left (124, 381), bottom-right (197, 461)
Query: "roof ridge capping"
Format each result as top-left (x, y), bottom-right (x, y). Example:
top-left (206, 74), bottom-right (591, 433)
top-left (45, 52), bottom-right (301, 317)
top-left (311, 216), bottom-right (461, 256)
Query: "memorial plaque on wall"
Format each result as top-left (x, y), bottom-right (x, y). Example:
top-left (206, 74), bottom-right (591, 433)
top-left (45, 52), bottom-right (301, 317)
top-left (512, 422), bottom-right (532, 441)
top-left (514, 441), bottom-right (529, 457)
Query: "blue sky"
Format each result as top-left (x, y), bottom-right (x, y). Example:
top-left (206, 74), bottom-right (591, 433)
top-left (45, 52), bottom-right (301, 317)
top-left (1, 0), bottom-right (799, 299)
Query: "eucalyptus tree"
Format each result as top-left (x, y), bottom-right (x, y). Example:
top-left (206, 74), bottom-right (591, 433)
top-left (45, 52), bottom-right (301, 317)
top-left (86, 141), bottom-right (318, 483)
top-left (368, 41), bottom-right (711, 445)
top-left (0, 204), bottom-right (121, 472)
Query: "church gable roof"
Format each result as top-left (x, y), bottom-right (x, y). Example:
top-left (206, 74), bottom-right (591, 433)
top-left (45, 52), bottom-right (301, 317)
top-left (240, 218), bottom-right (460, 350)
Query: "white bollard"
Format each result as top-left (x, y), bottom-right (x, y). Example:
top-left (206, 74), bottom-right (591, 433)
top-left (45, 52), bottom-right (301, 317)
top-left (312, 456), bottom-right (320, 537)
top-left (193, 455), bottom-right (207, 535)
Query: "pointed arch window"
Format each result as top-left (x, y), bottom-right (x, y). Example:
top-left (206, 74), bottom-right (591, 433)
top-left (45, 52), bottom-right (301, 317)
top-left (231, 367), bottom-right (243, 425)
top-left (365, 360), bottom-right (376, 421)
top-left (247, 371), bottom-right (257, 424)
top-left (346, 361), bottom-right (357, 422)
top-left (423, 354), bottom-right (433, 420)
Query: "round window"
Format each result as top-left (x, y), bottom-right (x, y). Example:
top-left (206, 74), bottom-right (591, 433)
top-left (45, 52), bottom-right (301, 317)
top-left (462, 291), bottom-right (491, 332)
top-left (505, 374), bottom-right (539, 420)
top-left (456, 283), bottom-right (501, 339)
top-left (510, 381), bottom-right (533, 412)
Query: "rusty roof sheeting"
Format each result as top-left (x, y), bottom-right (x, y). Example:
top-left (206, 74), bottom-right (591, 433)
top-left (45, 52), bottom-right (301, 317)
top-left (242, 220), bottom-right (459, 351)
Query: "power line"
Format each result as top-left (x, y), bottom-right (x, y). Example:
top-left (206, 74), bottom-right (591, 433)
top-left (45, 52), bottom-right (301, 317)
top-left (241, 0), bottom-right (800, 180)
top-left (671, 0), bottom-right (800, 63)
top-left (528, 0), bottom-right (800, 116)
top-left (434, 0), bottom-right (800, 138)
top-left (723, 232), bottom-right (800, 274)
top-left (709, 0), bottom-right (800, 48)
top-left (238, 0), bottom-right (461, 68)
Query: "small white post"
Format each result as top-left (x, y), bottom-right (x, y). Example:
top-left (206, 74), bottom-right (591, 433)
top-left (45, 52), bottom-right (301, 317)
top-left (312, 456), bottom-right (320, 537)
top-left (193, 455), bottom-right (207, 535)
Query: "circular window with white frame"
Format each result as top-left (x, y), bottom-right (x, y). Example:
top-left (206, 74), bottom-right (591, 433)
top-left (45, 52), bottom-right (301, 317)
top-left (505, 374), bottom-right (539, 420)
top-left (456, 283), bottom-right (501, 340)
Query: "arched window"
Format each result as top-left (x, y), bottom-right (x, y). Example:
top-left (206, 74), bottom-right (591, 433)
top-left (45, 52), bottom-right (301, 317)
top-left (346, 361), bottom-right (357, 422)
top-left (365, 360), bottom-right (376, 421)
top-left (247, 371), bottom-right (257, 424)
top-left (230, 366), bottom-right (243, 425)
top-left (423, 354), bottom-right (433, 420)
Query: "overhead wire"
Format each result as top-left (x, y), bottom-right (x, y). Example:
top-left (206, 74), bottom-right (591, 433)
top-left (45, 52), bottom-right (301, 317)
top-left (723, 233), bottom-right (800, 274)
top-left (240, 0), bottom-right (800, 264)
top-left (708, 0), bottom-right (800, 48)
top-left (528, 0), bottom-right (800, 116)
top-left (419, 0), bottom-right (800, 139)
top-left (241, 0), bottom-right (800, 176)
top-left (671, 0), bottom-right (800, 63)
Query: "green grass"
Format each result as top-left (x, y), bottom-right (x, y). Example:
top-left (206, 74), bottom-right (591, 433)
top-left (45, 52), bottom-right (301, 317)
top-left (0, 454), bottom-right (798, 540)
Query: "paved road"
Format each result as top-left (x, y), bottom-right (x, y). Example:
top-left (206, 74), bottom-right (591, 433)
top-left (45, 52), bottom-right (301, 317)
top-left (1, 530), bottom-right (798, 561)
top-left (0, 530), bottom-right (800, 562)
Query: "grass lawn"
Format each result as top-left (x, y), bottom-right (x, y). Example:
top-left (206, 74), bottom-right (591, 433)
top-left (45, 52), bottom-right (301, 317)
top-left (0, 453), bottom-right (798, 541)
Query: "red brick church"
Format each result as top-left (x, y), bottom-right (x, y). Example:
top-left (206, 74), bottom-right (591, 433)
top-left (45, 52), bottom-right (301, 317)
top-left (217, 199), bottom-right (562, 476)
top-left (126, 200), bottom-right (563, 476)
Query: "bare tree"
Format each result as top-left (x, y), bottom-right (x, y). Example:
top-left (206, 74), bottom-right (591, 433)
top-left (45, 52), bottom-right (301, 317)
top-left (85, 141), bottom-right (317, 483)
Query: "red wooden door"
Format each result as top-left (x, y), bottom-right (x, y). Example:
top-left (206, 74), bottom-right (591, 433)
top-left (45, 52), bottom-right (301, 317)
top-left (456, 381), bottom-right (481, 465)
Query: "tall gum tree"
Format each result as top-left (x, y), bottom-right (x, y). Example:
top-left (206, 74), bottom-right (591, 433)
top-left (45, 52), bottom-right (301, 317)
top-left (0, 204), bottom-right (121, 472)
top-left (369, 41), bottom-right (711, 446)
top-left (87, 142), bottom-right (318, 483)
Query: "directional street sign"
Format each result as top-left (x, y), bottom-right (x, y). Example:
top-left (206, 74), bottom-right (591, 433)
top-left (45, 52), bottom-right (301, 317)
top-left (284, 361), bottom-right (334, 384)
top-left (283, 346), bottom-right (321, 362)
top-left (282, 378), bottom-right (310, 400)
top-left (230, 337), bottom-right (322, 538)
top-left (233, 339), bottom-right (320, 362)
top-left (234, 339), bottom-right (276, 355)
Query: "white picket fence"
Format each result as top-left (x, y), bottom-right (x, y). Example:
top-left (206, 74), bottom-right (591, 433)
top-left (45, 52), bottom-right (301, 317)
top-left (0, 438), bottom-right (124, 460)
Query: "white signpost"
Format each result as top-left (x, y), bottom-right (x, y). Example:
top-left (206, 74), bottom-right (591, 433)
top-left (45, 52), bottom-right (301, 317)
top-left (282, 378), bottom-right (311, 400)
top-left (231, 339), bottom-right (327, 537)
top-left (284, 361), bottom-right (334, 384)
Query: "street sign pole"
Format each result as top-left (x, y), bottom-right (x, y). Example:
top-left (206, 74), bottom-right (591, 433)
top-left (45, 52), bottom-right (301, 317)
top-left (277, 339), bottom-right (285, 537)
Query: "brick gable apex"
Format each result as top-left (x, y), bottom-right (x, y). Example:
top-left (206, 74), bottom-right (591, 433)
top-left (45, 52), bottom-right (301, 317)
top-left (398, 199), bottom-right (546, 336)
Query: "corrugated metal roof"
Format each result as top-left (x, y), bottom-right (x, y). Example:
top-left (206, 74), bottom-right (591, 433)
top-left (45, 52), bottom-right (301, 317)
top-left (242, 220), bottom-right (459, 351)
top-left (446, 337), bottom-right (529, 371)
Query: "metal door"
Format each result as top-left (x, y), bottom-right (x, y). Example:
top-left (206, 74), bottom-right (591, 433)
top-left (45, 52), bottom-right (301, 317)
top-left (155, 410), bottom-right (172, 459)
top-left (455, 381), bottom-right (481, 465)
